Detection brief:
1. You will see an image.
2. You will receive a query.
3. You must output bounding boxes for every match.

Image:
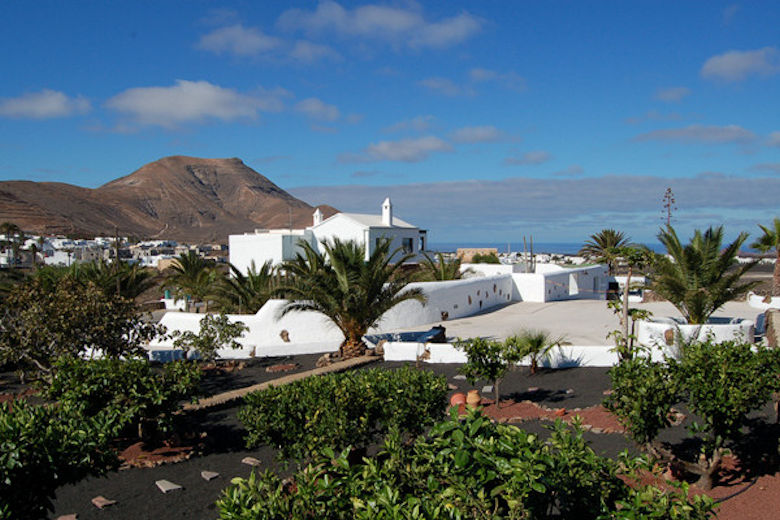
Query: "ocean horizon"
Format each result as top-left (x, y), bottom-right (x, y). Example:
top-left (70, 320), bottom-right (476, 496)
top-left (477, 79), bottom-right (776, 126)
top-left (428, 242), bottom-right (667, 255)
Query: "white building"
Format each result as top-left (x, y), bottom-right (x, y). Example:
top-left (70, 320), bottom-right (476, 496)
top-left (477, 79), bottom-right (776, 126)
top-left (229, 198), bottom-right (427, 274)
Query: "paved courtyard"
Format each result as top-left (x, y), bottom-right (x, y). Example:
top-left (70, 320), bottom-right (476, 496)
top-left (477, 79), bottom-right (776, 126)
top-left (389, 299), bottom-right (762, 346)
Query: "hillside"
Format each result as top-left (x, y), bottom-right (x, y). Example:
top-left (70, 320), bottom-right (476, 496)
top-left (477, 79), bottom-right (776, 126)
top-left (0, 156), bottom-right (337, 242)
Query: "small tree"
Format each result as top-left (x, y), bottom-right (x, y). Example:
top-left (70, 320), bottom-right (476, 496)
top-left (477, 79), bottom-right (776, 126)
top-left (606, 246), bottom-right (653, 361)
top-left (578, 229), bottom-right (632, 275)
top-left (456, 337), bottom-right (508, 405)
top-left (751, 217), bottom-right (780, 296)
top-left (171, 313), bottom-right (248, 361)
top-left (606, 339), bottom-right (780, 490)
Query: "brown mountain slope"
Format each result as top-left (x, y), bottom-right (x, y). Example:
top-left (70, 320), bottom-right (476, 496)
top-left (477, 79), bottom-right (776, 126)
top-left (0, 156), bottom-right (337, 242)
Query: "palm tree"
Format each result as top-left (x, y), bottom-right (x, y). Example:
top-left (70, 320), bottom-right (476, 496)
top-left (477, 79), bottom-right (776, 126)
top-left (578, 229), bottom-right (632, 275)
top-left (416, 251), bottom-right (471, 281)
top-left (505, 329), bottom-right (564, 374)
top-left (751, 218), bottom-right (780, 296)
top-left (163, 251), bottom-right (216, 311)
top-left (212, 261), bottom-right (277, 313)
top-left (277, 238), bottom-right (427, 359)
top-left (652, 225), bottom-right (758, 324)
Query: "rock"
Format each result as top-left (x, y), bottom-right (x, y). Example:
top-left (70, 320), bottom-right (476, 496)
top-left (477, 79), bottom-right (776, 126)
top-left (565, 388), bottom-right (574, 395)
top-left (374, 340), bottom-right (385, 356)
top-left (56, 515), bottom-right (78, 520)
top-left (266, 363), bottom-right (299, 373)
top-left (453, 374), bottom-right (467, 381)
top-left (527, 386), bottom-right (539, 392)
top-left (91, 496), bottom-right (116, 509)
top-left (201, 470), bottom-right (220, 481)
top-left (156, 479), bottom-right (183, 493)
top-left (316, 353), bottom-right (333, 368)
top-left (482, 385), bottom-right (493, 394)
top-left (590, 427), bottom-right (603, 434)
top-left (602, 389), bottom-right (613, 396)
top-left (242, 456), bottom-right (262, 467)
top-left (447, 383), bottom-right (458, 390)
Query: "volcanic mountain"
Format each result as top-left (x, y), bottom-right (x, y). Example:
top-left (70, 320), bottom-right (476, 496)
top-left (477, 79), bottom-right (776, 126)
top-left (0, 156), bottom-right (337, 242)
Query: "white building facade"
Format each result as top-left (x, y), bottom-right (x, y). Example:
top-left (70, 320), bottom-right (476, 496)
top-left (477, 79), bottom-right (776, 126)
top-left (229, 198), bottom-right (427, 274)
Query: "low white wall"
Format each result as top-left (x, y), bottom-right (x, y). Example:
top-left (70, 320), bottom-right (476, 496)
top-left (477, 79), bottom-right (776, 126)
top-left (636, 318), bottom-right (755, 355)
top-left (747, 291), bottom-right (780, 311)
top-left (383, 342), bottom-right (668, 368)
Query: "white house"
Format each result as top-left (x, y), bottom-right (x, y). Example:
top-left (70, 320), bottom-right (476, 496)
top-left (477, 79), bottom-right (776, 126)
top-left (229, 198), bottom-right (428, 274)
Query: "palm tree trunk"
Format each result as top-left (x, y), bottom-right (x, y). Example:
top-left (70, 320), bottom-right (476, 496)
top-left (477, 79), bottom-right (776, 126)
top-left (774, 249), bottom-right (780, 297)
top-left (341, 336), bottom-right (366, 359)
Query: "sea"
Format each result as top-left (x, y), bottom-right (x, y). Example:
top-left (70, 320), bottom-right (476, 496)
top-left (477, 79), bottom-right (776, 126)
top-left (428, 242), bottom-right (667, 255)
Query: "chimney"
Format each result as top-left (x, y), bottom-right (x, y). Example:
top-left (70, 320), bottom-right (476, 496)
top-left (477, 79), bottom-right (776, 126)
top-left (381, 197), bottom-right (392, 226)
top-left (313, 207), bottom-right (323, 226)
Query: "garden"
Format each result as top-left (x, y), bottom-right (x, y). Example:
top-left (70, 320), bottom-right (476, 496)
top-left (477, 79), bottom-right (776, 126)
top-left (0, 225), bottom-right (779, 519)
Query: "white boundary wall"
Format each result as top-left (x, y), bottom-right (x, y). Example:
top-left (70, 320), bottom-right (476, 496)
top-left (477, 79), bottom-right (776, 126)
top-left (383, 342), bottom-right (669, 368)
top-left (636, 318), bottom-right (755, 349)
top-left (747, 291), bottom-right (780, 311)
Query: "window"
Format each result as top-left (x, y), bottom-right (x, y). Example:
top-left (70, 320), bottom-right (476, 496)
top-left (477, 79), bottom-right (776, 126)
top-left (402, 237), bottom-right (413, 253)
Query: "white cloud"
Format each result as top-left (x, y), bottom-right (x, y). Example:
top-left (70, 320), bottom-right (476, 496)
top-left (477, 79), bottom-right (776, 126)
top-left (289, 174), bottom-right (780, 242)
top-left (105, 80), bottom-right (286, 128)
top-left (450, 125), bottom-right (502, 143)
top-left (469, 68), bottom-right (525, 91)
top-left (634, 124), bottom-right (756, 144)
top-left (197, 24), bottom-right (281, 56)
top-left (0, 89), bottom-right (90, 119)
top-left (701, 47), bottom-right (780, 81)
top-left (341, 136), bottom-right (452, 163)
top-left (294, 98), bottom-right (340, 121)
top-left (654, 86), bottom-right (691, 102)
top-left (289, 40), bottom-right (341, 62)
top-left (750, 163), bottom-right (780, 174)
top-left (384, 115), bottom-right (435, 133)
top-left (503, 151), bottom-right (552, 166)
top-left (277, 1), bottom-right (481, 49)
top-left (767, 131), bottom-right (780, 147)
top-left (419, 77), bottom-right (472, 97)
top-left (552, 165), bottom-right (584, 177)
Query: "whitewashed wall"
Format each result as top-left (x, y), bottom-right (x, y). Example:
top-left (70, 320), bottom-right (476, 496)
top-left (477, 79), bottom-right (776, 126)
top-left (636, 317), bottom-right (755, 354)
top-left (747, 291), bottom-right (780, 310)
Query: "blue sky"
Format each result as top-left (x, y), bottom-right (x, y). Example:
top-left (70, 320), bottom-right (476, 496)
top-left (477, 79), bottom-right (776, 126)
top-left (1, 1), bottom-right (778, 244)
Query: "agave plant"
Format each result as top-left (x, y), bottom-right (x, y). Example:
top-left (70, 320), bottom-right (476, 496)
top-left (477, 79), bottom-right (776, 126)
top-left (578, 229), bottom-right (632, 275)
top-left (652, 226), bottom-right (758, 324)
top-left (276, 238), bottom-right (426, 359)
top-left (751, 217), bottom-right (780, 296)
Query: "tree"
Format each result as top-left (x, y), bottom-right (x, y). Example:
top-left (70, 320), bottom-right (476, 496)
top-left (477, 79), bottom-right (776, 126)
top-left (0, 277), bottom-right (162, 381)
top-left (277, 238), bottom-right (426, 359)
top-left (652, 225), bottom-right (758, 324)
top-left (751, 217), bottom-right (780, 296)
top-left (416, 251), bottom-right (471, 281)
top-left (457, 337), bottom-right (509, 405)
top-left (578, 229), bottom-right (632, 275)
top-left (171, 313), bottom-right (248, 361)
top-left (30, 259), bottom-right (155, 300)
top-left (163, 251), bottom-right (216, 311)
top-left (0, 222), bottom-right (21, 268)
top-left (211, 261), bottom-right (277, 313)
top-left (607, 246), bottom-right (654, 360)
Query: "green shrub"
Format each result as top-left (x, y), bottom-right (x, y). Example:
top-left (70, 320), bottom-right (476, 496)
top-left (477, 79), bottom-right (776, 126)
top-left (217, 410), bottom-right (715, 519)
top-left (238, 366), bottom-right (448, 460)
top-left (43, 357), bottom-right (201, 438)
top-left (471, 252), bottom-right (501, 264)
top-left (171, 313), bottom-right (248, 361)
top-left (0, 400), bottom-right (123, 519)
top-left (606, 340), bottom-right (780, 489)
top-left (456, 337), bottom-right (508, 404)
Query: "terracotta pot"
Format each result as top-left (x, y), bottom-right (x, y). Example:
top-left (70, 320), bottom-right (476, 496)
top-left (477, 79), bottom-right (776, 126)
top-left (466, 389), bottom-right (481, 407)
top-left (554, 408), bottom-right (566, 417)
top-left (450, 392), bottom-right (467, 406)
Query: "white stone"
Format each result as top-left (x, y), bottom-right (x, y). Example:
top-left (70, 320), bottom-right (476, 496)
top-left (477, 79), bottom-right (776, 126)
top-left (155, 480), bottom-right (182, 493)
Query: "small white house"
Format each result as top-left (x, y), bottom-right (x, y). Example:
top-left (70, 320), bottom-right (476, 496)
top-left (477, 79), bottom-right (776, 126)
top-left (229, 198), bottom-right (428, 274)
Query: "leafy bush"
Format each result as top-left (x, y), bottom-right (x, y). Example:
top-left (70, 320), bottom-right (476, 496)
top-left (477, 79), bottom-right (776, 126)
top-left (0, 276), bottom-right (163, 381)
top-left (239, 366), bottom-right (447, 460)
top-left (606, 339), bottom-right (780, 489)
top-left (43, 357), bottom-right (201, 438)
top-left (0, 400), bottom-right (123, 519)
top-left (171, 313), bottom-right (248, 361)
top-left (470, 252), bottom-right (501, 264)
top-left (218, 410), bottom-right (715, 519)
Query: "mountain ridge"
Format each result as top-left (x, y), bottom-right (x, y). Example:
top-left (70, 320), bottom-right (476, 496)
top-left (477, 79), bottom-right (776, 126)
top-left (0, 156), bottom-right (337, 242)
